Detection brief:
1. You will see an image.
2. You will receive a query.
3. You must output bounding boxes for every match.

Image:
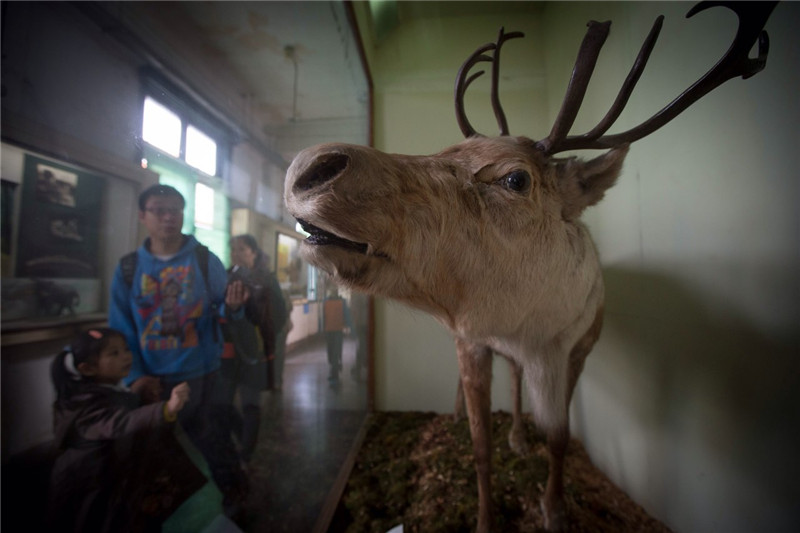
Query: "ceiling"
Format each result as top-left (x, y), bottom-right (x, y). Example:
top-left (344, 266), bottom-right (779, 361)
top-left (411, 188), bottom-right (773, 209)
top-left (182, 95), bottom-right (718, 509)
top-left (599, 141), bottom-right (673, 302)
top-left (87, 1), bottom-right (370, 137)
top-left (174, 1), bottom-right (369, 125)
top-left (86, 1), bottom-right (542, 147)
top-left (154, 1), bottom-right (537, 123)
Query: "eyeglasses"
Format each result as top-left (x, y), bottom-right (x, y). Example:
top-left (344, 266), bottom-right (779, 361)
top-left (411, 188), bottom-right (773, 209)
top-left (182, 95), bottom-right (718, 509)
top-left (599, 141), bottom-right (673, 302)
top-left (144, 207), bottom-right (183, 217)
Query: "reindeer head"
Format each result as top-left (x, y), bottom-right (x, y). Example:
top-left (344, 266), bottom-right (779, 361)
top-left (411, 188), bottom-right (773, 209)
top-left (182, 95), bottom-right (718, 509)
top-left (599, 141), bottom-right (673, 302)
top-left (285, 2), bottom-right (774, 337)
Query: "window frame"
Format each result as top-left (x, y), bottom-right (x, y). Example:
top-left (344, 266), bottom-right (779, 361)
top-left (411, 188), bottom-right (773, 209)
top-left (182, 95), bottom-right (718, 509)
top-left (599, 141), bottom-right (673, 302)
top-left (139, 69), bottom-right (234, 179)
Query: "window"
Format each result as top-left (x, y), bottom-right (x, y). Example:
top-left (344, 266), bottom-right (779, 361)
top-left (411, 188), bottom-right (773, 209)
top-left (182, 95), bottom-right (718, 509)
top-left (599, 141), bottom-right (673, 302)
top-left (186, 125), bottom-right (217, 176)
top-left (194, 182), bottom-right (215, 229)
top-left (141, 97), bottom-right (220, 177)
top-left (142, 97), bottom-right (181, 157)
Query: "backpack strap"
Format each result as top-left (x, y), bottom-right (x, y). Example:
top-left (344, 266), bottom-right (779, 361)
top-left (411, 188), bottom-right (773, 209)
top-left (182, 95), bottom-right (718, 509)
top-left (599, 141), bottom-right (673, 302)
top-left (120, 251), bottom-right (138, 289)
top-left (194, 245), bottom-right (213, 310)
top-left (194, 245), bottom-right (209, 287)
top-left (193, 245), bottom-right (220, 342)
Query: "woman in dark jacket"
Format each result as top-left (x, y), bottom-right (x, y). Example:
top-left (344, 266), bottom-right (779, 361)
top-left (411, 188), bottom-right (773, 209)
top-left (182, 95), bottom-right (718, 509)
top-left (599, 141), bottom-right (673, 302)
top-left (47, 328), bottom-right (202, 533)
top-left (223, 234), bottom-right (288, 461)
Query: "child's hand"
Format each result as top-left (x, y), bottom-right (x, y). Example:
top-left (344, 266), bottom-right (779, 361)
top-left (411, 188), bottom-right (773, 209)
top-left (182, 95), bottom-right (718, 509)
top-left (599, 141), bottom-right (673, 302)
top-left (166, 382), bottom-right (190, 417)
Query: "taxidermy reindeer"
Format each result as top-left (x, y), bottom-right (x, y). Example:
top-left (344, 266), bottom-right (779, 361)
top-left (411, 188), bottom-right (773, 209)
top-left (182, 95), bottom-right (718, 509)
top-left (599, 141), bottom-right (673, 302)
top-left (285, 2), bottom-right (775, 530)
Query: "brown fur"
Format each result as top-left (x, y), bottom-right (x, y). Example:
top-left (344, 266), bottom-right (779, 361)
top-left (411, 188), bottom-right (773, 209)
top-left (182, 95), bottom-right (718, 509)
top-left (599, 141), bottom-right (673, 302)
top-left (285, 136), bottom-right (628, 531)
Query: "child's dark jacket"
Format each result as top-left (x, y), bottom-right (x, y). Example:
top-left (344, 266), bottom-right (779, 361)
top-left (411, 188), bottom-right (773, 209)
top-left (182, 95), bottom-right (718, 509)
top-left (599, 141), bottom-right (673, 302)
top-left (47, 382), bottom-right (204, 533)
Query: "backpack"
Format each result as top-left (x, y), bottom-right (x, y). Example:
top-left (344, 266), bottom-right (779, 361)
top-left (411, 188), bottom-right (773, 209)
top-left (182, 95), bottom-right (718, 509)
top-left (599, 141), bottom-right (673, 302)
top-left (119, 245), bottom-right (219, 341)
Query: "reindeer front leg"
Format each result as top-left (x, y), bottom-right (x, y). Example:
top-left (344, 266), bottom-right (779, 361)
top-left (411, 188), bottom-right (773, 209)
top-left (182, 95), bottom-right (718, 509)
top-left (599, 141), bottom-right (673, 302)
top-left (455, 338), bottom-right (494, 533)
top-left (542, 305), bottom-right (604, 531)
top-left (543, 425), bottom-right (569, 531)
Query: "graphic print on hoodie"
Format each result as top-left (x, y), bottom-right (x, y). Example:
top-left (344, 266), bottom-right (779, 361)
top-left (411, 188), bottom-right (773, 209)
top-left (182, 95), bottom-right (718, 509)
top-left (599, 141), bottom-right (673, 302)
top-left (137, 264), bottom-right (204, 351)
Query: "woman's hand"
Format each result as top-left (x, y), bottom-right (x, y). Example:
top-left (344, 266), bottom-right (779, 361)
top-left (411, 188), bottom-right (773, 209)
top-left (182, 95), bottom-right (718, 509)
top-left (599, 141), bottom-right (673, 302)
top-left (225, 280), bottom-right (250, 312)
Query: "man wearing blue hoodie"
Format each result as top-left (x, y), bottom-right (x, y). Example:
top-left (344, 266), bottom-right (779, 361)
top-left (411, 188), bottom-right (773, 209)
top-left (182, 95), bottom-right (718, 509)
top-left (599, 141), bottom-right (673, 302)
top-left (108, 184), bottom-right (248, 515)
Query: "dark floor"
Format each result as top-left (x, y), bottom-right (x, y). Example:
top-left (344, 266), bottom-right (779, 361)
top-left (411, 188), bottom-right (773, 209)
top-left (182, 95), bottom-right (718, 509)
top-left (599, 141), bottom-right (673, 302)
top-left (239, 334), bottom-right (369, 533)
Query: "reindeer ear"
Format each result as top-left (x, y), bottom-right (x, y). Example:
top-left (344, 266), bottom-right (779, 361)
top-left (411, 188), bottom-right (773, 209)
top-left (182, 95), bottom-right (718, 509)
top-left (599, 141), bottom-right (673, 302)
top-left (557, 144), bottom-right (629, 220)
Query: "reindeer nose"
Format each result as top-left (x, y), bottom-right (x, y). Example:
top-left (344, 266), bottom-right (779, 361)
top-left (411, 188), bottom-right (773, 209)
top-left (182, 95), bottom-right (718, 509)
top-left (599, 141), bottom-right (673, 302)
top-left (293, 153), bottom-right (350, 193)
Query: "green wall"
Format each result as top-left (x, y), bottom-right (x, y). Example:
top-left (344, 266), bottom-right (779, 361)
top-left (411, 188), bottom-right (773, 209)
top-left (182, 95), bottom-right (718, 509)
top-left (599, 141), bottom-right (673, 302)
top-left (357, 2), bottom-right (800, 531)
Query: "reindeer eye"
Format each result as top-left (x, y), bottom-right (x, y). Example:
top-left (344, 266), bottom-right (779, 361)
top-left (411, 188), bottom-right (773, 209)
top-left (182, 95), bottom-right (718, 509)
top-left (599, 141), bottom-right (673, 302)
top-left (501, 170), bottom-right (531, 194)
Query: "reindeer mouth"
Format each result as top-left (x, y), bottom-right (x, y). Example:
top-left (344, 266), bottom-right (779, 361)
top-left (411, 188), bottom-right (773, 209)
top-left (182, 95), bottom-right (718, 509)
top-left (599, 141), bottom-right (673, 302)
top-left (297, 219), bottom-right (369, 255)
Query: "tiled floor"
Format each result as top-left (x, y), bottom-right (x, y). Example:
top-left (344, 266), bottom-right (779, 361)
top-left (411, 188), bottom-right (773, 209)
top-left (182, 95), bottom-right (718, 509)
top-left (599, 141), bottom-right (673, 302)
top-left (239, 335), bottom-right (369, 533)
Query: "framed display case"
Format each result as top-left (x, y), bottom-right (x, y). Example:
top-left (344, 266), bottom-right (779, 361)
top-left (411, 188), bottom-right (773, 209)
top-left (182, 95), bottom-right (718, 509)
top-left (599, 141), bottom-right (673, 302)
top-left (2, 155), bottom-right (104, 321)
top-left (276, 231), bottom-right (310, 299)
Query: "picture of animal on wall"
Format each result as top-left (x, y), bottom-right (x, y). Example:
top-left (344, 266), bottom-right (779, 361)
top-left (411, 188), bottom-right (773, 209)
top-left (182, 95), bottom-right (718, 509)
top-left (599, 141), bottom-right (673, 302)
top-left (284, 2), bottom-right (776, 531)
top-left (35, 164), bottom-right (77, 207)
top-left (16, 155), bottom-right (103, 279)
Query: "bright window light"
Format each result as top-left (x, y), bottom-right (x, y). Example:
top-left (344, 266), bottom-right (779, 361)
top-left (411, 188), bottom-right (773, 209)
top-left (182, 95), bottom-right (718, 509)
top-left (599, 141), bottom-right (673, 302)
top-left (186, 125), bottom-right (217, 176)
top-left (194, 182), bottom-right (215, 229)
top-left (142, 97), bottom-right (181, 157)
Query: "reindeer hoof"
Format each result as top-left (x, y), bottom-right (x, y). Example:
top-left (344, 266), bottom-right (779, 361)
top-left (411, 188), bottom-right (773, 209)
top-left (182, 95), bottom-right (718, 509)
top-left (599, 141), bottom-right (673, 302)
top-left (541, 498), bottom-right (567, 532)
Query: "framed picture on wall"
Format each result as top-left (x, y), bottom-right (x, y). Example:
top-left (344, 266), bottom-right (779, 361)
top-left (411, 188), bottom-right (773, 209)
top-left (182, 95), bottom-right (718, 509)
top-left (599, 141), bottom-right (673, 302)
top-left (276, 232), bottom-right (308, 298)
top-left (4, 155), bottom-right (104, 320)
top-left (16, 155), bottom-right (102, 278)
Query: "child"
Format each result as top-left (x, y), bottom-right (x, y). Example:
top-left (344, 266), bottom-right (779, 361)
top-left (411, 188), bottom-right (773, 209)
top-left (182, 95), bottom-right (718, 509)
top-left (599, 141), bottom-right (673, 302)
top-left (46, 328), bottom-right (205, 533)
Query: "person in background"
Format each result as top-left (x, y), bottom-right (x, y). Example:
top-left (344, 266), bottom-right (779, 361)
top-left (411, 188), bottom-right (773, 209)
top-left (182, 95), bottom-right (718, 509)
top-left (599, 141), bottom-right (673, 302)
top-left (108, 184), bottom-right (249, 516)
top-left (226, 234), bottom-right (288, 460)
top-left (323, 284), bottom-right (352, 387)
top-left (274, 286), bottom-right (294, 390)
top-left (349, 291), bottom-right (368, 381)
top-left (46, 328), bottom-right (198, 533)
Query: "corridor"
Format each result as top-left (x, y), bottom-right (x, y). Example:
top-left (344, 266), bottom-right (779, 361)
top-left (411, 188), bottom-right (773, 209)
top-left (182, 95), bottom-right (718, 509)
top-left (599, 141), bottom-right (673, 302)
top-left (240, 334), bottom-right (369, 533)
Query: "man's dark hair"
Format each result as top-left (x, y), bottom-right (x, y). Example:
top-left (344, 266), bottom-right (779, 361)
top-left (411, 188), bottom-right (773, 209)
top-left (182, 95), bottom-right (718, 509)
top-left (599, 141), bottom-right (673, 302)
top-left (138, 184), bottom-right (186, 211)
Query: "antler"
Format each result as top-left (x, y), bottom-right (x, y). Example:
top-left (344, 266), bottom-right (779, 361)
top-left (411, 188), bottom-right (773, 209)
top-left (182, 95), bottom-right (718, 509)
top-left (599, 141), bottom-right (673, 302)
top-left (455, 27), bottom-right (524, 137)
top-left (536, 0), bottom-right (778, 155)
